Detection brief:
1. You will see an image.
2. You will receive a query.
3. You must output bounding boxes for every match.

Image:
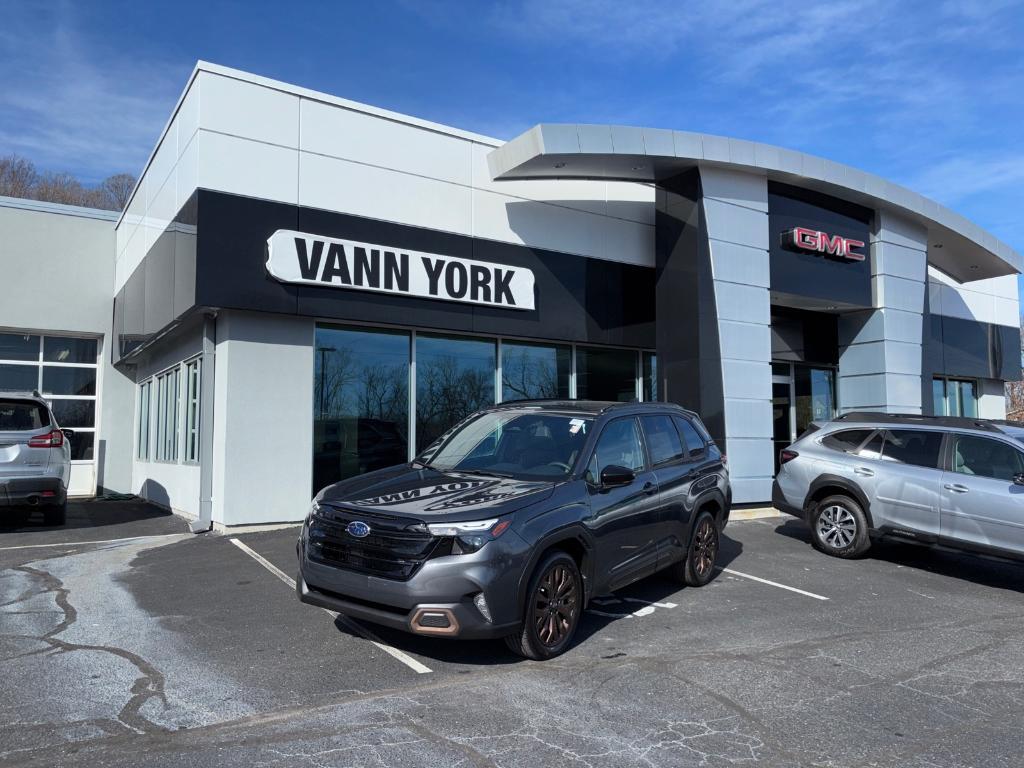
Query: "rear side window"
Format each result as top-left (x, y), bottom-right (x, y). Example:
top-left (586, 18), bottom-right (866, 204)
top-left (821, 429), bottom-right (873, 454)
top-left (952, 435), bottom-right (1024, 482)
top-left (640, 415), bottom-right (684, 466)
top-left (879, 430), bottom-right (943, 469)
top-left (673, 416), bottom-right (706, 459)
top-left (0, 399), bottom-right (49, 431)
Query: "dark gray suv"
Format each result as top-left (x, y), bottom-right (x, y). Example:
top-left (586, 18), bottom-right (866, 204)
top-left (297, 400), bottom-right (731, 659)
top-left (774, 412), bottom-right (1024, 562)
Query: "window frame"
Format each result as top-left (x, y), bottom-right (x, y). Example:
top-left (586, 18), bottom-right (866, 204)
top-left (944, 431), bottom-right (1024, 482)
top-left (639, 413), bottom-right (686, 468)
top-left (585, 415), bottom-right (648, 485)
top-left (0, 332), bottom-right (100, 464)
top-left (153, 365), bottom-right (181, 464)
top-left (183, 357), bottom-right (201, 464)
top-left (137, 380), bottom-right (152, 461)
top-left (933, 376), bottom-right (979, 418)
top-left (672, 415), bottom-right (707, 461)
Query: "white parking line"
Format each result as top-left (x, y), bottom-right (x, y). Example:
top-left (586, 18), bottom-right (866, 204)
top-left (228, 538), bottom-right (432, 675)
top-left (720, 567), bottom-right (830, 601)
top-left (0, 533), bottom-right (183, 551)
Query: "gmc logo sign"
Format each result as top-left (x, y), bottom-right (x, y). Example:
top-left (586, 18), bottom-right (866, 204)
top-left (781, 227), bottom-right (865, 262)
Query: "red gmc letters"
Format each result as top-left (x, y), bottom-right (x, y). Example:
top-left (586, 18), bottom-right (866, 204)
top-left (781, 227), bottom-right (865, 261)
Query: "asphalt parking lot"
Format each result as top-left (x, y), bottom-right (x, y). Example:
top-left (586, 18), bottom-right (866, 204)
top-left (3, 500), bottom-right (1024, 767)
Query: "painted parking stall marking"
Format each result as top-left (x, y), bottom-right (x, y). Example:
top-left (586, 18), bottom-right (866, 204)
top-left (720, 567), bottom-right (830, 601)
top-left (228, 538), bottom-right (432, 675)
top-left (588, 597), bottom-right (678, 619)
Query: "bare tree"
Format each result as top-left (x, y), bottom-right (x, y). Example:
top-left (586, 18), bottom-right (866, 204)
top-left (0, 153), bottom-right (136, 211)
top-left (33, 172), bottom-right (87, 206)
top-left (0, 155), bottom-right (38, 198)
top-left (1005, 322), bottom-right (1024, 419)
top-left (99, 173), bottom-right (136, 211)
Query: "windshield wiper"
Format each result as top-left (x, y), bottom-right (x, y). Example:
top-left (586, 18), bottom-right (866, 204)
top-left (456, 468), bottom-right (515, 478)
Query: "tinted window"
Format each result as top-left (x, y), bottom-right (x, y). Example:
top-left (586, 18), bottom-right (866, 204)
top-left (0, 400), bottom-right (49, 431)
top-left (42, 366), bottom-right (96, 396)
top-left (576, 347), bottom-right (637, 402)
top-left (416, 334), bottom-right (495, 451)
top-left (673, 416), bottom-right (705, 458)
top-left (43, 337), bottom-right (98, 364)
top-left (588, 418), bottom-right (645, 481)
top-left (0, 333), bottom-right (40, 362)
top-left (501, 342), bottom-right (570, 401)
top-left (0, 364), bottom-right (39, 392)
top-left (641, 415), bottom-right (684, 466)
top-left (313, 326), bottom-right (410, 492)
top-left (881, 430), bottom-right (943, 468)
top-left (953, 435), bottom-right (1024, 482)
top-left (821, 429), bottom-right (872, 454)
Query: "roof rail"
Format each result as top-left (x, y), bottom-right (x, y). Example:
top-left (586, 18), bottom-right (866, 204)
top-left (833, 411), bottom-right (1014, 433)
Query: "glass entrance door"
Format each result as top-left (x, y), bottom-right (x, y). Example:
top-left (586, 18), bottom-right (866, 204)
top-left (771, 362), bottom-right (837, 471)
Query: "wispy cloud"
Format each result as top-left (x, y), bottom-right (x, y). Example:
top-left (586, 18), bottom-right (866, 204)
top-left (0, 2), bottom-right (182, 183)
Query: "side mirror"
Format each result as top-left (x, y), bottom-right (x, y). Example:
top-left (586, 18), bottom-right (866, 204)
top-left (1014, 472), bottom-right (1024, 487)
top-left (600, 465), bottom-right (635, 488)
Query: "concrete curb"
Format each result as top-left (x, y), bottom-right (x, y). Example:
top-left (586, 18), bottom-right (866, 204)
top-left (730, 507), bottom-right (786, 522)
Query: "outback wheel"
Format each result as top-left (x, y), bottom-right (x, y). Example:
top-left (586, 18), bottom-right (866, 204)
top-left (810, 495), bottom-right (870, 558)
top-left (505, 551), bottom-right (582, 660)
top-left (672, 511), bottom-right (719, 587)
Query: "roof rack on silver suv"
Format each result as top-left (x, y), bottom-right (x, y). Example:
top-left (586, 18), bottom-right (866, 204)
top-left (833, 411), bottom-right (1024, 434)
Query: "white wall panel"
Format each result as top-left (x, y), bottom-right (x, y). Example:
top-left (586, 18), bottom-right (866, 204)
top-left (198, 71), bottom-right (299, 148)
top-left (146, 116), bottom-right (178, 203)
top-left (176, 131), bottom-right (199, 212)
top-left (301, 151), bottom-right (471, 234)
top-left (708, 240), bottom-right (771, 287)
top-left (473, 188), bottom-right (600, 257)
top-left (713, 282), bottom-right (771, 325)
top-left (723, 399), bottom-right (773, 438)
top-left (718, 320), bottom-right (771, 362)
top-left (721, 360), bottom-right (771, 400)
top-left (198, 130), bottom-right (299, 205)
top-left (177, 78), bottom-right (201, 153)
top-left (702, 199), bottom-right (768, 250)
top-left (300, 99), bottom-right (472, 186)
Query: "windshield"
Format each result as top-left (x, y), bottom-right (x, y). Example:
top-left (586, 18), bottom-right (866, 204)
top-left (423, 411), bottom-right (593, 479)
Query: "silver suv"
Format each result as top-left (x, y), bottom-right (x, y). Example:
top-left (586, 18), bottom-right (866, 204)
top-left (0, 392), bottom-right (72, 526)
top-left (773, 412), bottom-right (1024, 561)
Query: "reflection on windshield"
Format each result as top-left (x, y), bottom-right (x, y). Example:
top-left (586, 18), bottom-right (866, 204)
top-left (426, 412), bottom-right (592, 479)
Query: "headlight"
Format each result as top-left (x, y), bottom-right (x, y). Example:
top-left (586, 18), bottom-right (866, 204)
top-left (427, 518), bottom-right (512, 554)
top-left (307, 500), bottom-right (325, 522)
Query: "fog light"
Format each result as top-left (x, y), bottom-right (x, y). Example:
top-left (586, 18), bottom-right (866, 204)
top-left (473, 593), bottom-right (492, 623)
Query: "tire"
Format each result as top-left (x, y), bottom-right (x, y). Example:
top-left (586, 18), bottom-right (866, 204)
top-left (43, 503), bottom-right (67, 527)
top-left (810, 495), bottom-right (870, 558)
top-left (669, 510), bottom-right (720, 587)
top-left (505, 551), bottom-right (583, 660)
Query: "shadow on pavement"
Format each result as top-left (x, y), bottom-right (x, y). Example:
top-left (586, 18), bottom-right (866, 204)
top-left (0, 497), bottom-right (184, 544)
top-left (771, 516), bottom-right (1024, 595)
top-left (336, 532), bottom-right (744, 667)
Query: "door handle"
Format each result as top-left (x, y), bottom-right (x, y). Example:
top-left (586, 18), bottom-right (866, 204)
top-left (944, 483), bottom-right (969, 494)
top-left (642, 481), bottom-right (657, 496)
top-left (853, 466), bottom-right (874, 477)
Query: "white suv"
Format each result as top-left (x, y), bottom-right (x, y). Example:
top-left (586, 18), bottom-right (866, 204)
top-left (0, 392), bottom-right (72, 525)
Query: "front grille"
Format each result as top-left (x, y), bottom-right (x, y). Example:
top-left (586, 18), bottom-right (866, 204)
top-left (308, 507), bottom-right (438, 581)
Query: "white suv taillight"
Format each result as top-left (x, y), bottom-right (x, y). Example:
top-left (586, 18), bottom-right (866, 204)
top-left (28, 430), bottom-right (64, 448)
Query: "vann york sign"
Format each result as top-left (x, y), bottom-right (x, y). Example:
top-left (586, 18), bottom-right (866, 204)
top-left (266, 230), bottom-right (536, 311)
top-left (781, 227), bottom-right (866, 262)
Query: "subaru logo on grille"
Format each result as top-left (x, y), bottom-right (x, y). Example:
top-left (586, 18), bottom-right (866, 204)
top-left (346, 521), bottom-right (371, 538)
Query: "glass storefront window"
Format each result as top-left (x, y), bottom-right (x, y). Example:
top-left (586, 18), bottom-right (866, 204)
top-left (576, 347), bottom-right (638, 402)
top-left (0, 333), bottom-right (40, 362)
top-left (313, 326), bottom-right (410, 493)
top-left (416, 333), bottom-right (495, 451)
top-left (933, 377), bottom-right (978, 417)
top-left (501, 342), bottom-right (570, 402)
top-left (794, 365), bottom-right (836, 436)
top-left (642, 352), bottom-right (657, 401)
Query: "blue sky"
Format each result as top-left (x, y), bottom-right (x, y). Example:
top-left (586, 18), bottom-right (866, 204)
top-left (2, 1), bottom-right (1022, 268)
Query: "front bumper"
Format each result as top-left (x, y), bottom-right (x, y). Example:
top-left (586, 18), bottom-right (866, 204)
top-left (296, 527), bottom-right (531, 640)
top-left (0, 476), bottom-right (66, 508)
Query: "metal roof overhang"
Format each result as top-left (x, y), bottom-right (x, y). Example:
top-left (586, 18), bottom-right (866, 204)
top-left (487, 124), bottom-right (1021, 283)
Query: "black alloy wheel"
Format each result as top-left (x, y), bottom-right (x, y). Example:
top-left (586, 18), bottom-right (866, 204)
top-left (505, 551), bottom-right (582, 660)
top-left (671, 510), bottom-right (720, 587)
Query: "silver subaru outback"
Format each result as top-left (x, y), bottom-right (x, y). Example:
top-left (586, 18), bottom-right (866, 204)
top-left (773, 412), bottom-right (1024, 561)
top-left (0, 392), bottom-right (72, 526)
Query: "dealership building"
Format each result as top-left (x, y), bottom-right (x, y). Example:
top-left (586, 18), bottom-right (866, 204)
top-left (1, 62), bottom-right (1020, 527)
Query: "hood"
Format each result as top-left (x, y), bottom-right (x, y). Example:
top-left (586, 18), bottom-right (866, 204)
top-left (317, 464), bottom-right (558, 522)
